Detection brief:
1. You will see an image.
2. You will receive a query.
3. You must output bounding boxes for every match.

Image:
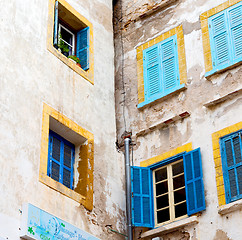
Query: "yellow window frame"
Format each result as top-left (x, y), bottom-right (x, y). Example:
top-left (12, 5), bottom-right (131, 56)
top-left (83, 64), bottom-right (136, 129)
top-left (40, 103), bottom-right (94, 210)
top-left (136, 25), bottom-right (187, 106)
top-left (47, 0), bottom-right (94, 84)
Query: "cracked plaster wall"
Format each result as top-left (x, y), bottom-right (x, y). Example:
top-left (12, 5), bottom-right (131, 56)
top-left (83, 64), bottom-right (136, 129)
top-left (114, 0), bottom-right (242, 239)
top-left (0, 0), bottom-right (126, 239)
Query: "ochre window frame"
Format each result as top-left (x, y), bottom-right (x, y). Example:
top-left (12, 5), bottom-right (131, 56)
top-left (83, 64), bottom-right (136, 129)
top-left (136, 25), bottom-right (187, 108)
top-left (212, 121), bottom-right (242, 206)
top-left (40, 103), bottom-right (94, 210)
top-left (47, 0), bottom-right (94, 84)
top-left (200, 0), bottom-right (241, 77)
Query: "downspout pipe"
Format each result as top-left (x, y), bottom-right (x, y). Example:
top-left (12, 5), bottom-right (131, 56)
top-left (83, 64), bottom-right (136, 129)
top-left (124, 138), bottom-right (133, 240)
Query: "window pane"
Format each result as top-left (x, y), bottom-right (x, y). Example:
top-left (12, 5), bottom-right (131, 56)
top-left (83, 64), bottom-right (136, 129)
top-left (155, 167), bottom-right (167, 182)
top-left (237, 165), bottom-right (242, 195)
top-left (175, 202), bottom-right (187, 218)
top-left (174, 188), bottom-right (186, 204)
top-left (52, 137), bottom-right (61, 161)
top-left (229, 169), bottom-right (237, 197)
top-left (172, 161), bottom-right (183, 176)
top-left (61, 27), bottom-right (73, 46)
top-left (233, 136), bottom-right (242, 164)
top-left (157, 208), bottom-right (170, 224)
top-left (51, 161), bottom-right (60, 182)
top-left (156, 194), bottom-right (169, 210)
top-left (173, 174), bottom-right (185, 190)
top-left (225, 140), bottom-right (234, 167)
top-left (63, 168), bottom-right (71, 188)
top-left (156, 180), bottom-right (168, 196)
top-left (64, 144), bottom-right (72, 168)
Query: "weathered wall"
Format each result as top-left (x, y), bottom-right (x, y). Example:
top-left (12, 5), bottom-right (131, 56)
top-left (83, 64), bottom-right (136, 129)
top-left (0, 0), bottom-right (126, 239)
top-left (114, 0), bottom-right (242, 239)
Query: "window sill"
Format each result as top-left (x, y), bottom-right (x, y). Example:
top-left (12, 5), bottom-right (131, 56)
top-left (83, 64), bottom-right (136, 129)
top-left (141, 216), bottom-right (198, 239)
top-left (218, 199), bottom-right (242, 215)
top-left (205, 59), bottom-right (242, 78)
top-left (138, 84), bottom-right (186, 109)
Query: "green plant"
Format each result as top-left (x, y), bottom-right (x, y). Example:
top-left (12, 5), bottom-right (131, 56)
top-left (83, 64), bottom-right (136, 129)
top-left (68, 55), bottom-right (80, 64)
top-left (58, 34), bottom-right (69, 53)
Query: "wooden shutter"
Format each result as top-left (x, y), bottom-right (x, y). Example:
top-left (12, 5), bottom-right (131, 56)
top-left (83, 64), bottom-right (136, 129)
top-left (228, 3), bottom-right (242, 61)
top-left (209, 12), bottom-right (231, 68)
top-left (53, 1), bottom-right (58, 47)
top-left (221, 131), bottom-right (242, 203)
top-left (131, 166), bottom-right (153, 228)
top-left (77, 27), bottom-right (90, 70)
top-left (143, 44), bottom-right (162, 100)
top-left (183, 148), bottom-right (206, 216)
top-left (160, 36), bottom-right (179, 93)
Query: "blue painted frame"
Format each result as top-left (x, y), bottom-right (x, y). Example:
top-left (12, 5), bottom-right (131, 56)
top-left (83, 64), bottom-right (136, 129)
top-left (48, 130), bottom-right (75, 190)
top-left (220, 129), bottom-right (242, 203)
top-left (139, 34), bottom-right (182, 108)
top-left (206, 1), bottom-right (242, 77)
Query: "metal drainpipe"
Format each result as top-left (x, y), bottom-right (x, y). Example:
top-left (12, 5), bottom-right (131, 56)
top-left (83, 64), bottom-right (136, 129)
top-left (124, 138), bottom-right (133, 240)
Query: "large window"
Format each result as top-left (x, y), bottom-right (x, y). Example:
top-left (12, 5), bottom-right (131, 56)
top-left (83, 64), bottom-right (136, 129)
top-left (201, 0), bottom-right (242, 77)
top-left (220, 129), bottom-right (242, 203)
top-left (131, 148), bottom-right (206, 228)
top-left (154, 160), bottom-right (187, 225)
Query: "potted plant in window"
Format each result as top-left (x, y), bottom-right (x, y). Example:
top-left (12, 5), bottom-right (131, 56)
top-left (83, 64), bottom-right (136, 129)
top-left (68, 55), bottom-right (81, 68)
top-left (58, 34), bottom-right (70, 57)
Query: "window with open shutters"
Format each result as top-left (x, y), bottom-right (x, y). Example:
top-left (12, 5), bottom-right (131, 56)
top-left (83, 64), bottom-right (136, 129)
top-left (220, 129), bottom-right (242, 203)
top-left (131, 148), bottom-right (206, 228)
top-left (53, 0), bottom-right (90, 70)
top-left (48, 130), bottom-right (75, 189)
top-left (207, 1), bottom-right (242, 76)
top-left (142, 35), bottom-right (180, 104)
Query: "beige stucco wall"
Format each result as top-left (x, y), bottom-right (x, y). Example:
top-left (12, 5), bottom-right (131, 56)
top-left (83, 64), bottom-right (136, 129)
top-left (114, 0), bottom-right (242, 239)
top-left (0, 0), bottom-right (126, 239)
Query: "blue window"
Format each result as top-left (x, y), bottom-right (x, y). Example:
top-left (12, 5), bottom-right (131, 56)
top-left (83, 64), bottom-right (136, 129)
top-left (207, 2), bottom-right (242, 76)
top-left (141, 34), bottom-right (184, 107)
top-left (48, 130), bottom-right (75, 189)
top-left (131, 148), bottom-right (206, 228)
top-left (220, 129), bottom-right (242, 203)
top-left (53, 1), bottom-right (90, 70)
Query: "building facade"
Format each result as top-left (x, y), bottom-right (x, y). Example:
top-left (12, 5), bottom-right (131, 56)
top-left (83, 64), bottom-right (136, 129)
top-left (114, 0), bottom-right (242, 239)
top-left (0, 0), bottom-right (126, 239)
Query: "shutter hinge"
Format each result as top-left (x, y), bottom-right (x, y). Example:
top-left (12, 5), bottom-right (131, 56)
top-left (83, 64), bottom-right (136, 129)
top-left (209, 24), bottom-right (211, 28)
top-left (213, 62), bottom-right (215, 66)
top-left (144, 91), bottom-right (147, 95)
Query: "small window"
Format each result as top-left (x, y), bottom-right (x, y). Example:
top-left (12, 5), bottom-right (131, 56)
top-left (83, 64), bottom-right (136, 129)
top-left (53, 0), bottom-right (90, 70)
top-left (154, 160), bottom-right (187, 225)
top-left (131, 148), bottom-right (206, 228)
top-left (220, 129), bottom-right (242, 203)
top-left (205, 1), bottom-right (242, 76)
top-left (48, 130), bottom-right (75, 189)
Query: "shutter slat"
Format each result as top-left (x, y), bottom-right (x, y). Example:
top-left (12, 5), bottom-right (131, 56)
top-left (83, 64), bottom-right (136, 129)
top-left (184, 148), bottom-right (206, 216)
top-left (161, 37), bottom-right (178, 92)
top-left (210, 12), bottom-right (230, 66)
top-left (77, 27), bottom-right (90, 70)
top-left (229, 4), bottom-right (242, 59)
top-left (131, 166), bottom-right (153, 228)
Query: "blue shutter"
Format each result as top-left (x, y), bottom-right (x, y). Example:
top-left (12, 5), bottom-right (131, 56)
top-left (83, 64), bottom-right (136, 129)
top-left (160, 36), bottom-right (179, 93)
top-left (143, 44), bottom-right (162, 100)
top-left (221, 131), bottom-right (242, 203)
top-left (77, 27), bottom-right (90, 70)
top-left (53, 1), bottom-right (58, 47)
top-left (131, 166), bottom-right (153, 228)
top-left (228, 3), bottom-right (242, 61)
top-left (209, 11), bottom-right (231, 68)
top-left (183, 148), bottom-right (206, 216)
